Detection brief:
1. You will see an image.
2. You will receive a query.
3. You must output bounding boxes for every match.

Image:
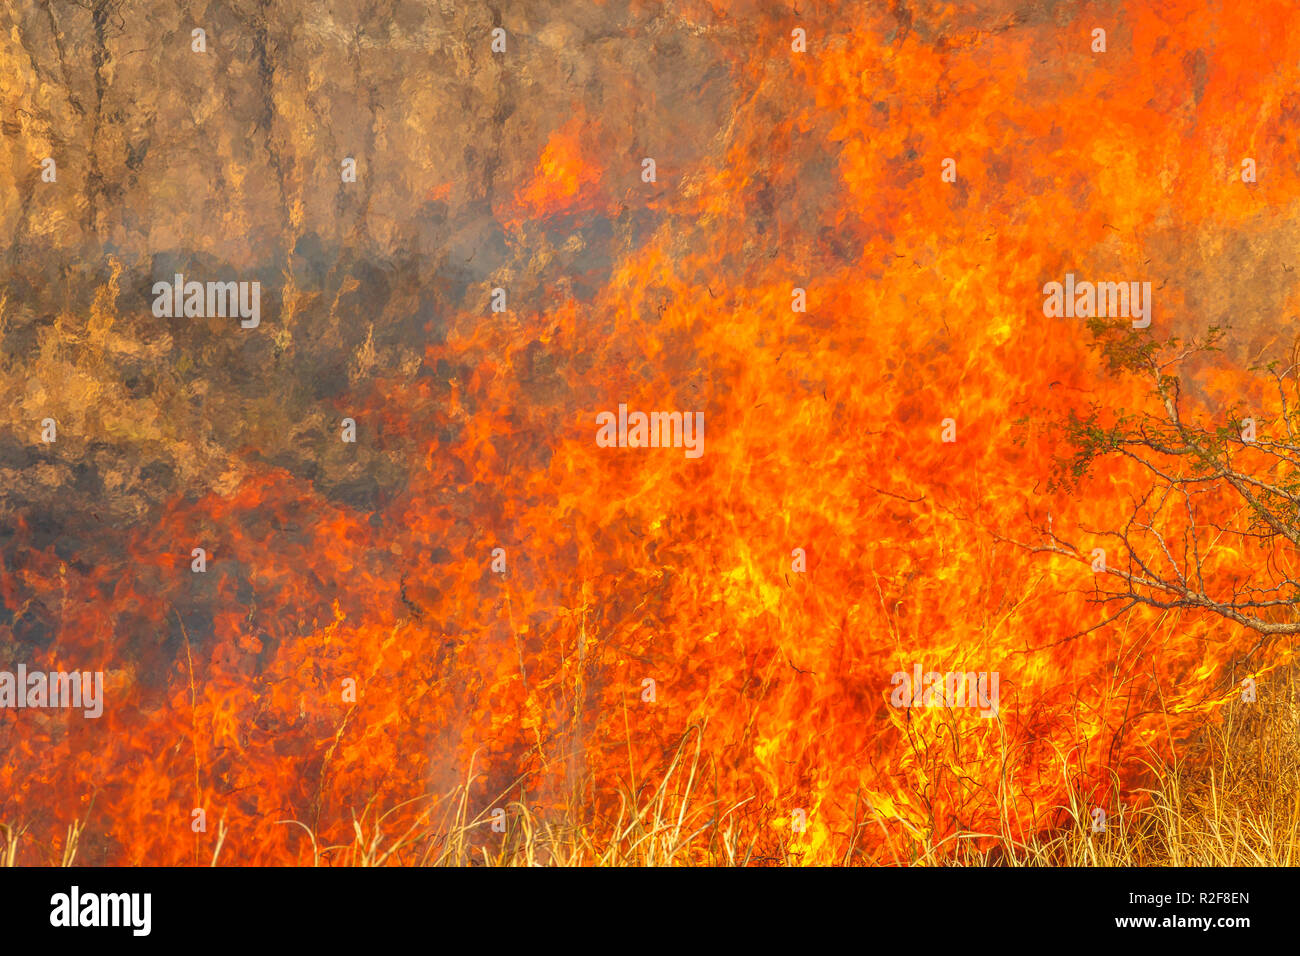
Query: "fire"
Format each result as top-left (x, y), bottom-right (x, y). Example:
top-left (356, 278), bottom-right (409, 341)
top-left (507, 118), bottom-right (606, 227)
top-left (3, 1), bottom-right (1300, 865)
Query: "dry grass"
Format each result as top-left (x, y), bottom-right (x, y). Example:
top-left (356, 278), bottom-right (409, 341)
top-left (5, 676), bottom-right (1298, 866)
top-left (999, 672), bottom-right (1300, 867)
top-left (267, 674), bottom-right (1300, 866)
top-left (272, 728), bottom-right (764, 867)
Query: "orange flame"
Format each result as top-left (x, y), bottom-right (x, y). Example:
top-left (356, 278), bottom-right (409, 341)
top-left (3, 0), bottom-right (1300, 866)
